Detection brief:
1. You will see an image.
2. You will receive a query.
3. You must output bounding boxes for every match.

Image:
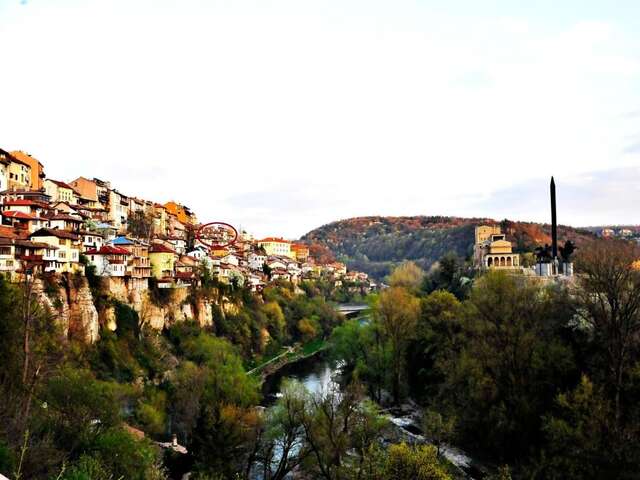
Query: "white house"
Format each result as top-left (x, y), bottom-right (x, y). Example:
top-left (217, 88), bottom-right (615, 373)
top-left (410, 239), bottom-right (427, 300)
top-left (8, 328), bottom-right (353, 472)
top-left (248, 252), bottom-right (267, 271)
top-left (47, 213), bottom-right (83, 232)
top-left (85, 245), bottom-right (131, 277)
top-left (80, 230), bottom-right (104, 252)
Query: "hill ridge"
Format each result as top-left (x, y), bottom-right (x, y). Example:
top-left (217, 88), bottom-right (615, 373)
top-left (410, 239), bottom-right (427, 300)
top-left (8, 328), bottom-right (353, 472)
top-left (301, 215), bottom-right (595, 279)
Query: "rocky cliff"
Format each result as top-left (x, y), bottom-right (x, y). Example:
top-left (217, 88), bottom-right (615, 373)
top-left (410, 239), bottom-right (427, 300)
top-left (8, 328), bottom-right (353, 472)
top-left (34, 274), bottom-right (219, 344)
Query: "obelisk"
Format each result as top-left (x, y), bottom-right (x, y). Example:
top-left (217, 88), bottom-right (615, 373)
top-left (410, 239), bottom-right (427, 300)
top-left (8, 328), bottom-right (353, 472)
top-left (550, 176), bottom-right (558, 260)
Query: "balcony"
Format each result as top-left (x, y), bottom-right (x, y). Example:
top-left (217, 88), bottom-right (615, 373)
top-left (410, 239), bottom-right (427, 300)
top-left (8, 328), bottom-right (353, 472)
top-left (17, 254), bottom-right (43, 263)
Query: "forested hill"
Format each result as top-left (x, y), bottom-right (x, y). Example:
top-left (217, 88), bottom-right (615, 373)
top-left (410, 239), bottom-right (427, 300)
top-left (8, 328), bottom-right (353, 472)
top-left (301, 216), bottom-right (595, 279)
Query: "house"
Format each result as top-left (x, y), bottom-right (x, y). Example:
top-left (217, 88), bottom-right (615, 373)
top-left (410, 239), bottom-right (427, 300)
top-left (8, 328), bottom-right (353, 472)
top-left (0, 152), bottom-right (9, 192)
top-left (29, 228), bottom-right (82, 273)
top-left (109, 190), bottom-right (129, 232)
top-left (44, 179), bottom-right (79, 204)
top-left (187, 245), bottom-right (213, 271)
top-left (246, 273), bottom-right (265, 292)
top-left (175, 255), bottom-right (198, 285)
top-left (149, 243), bottom-right (176, 279)
top-left (0, 149), bottom-right (32, 190)
top-left (10, 151), bottom-right (46, 190)
top-left (69, 176), bottom-right (106, 209)
top-left (257, 237), bottom-right (293, 258)
top-left (0, 236), bottom-right (17, 277)
top-left (13, 239), bottom-right (58, 276)
top-left (221, 252), bottom-right (239, 266)
top-left (270, 268), bottom-right (291, 281)
top-left (85, 245), bottom-right (130, 277)
top-left (291, 244), bottom-right (309, 262)
top-left (116, 238), bottom-right (152, 279)
top-left (152, 203), bottom-right (168, 236)
top-left (78, 230), bottom-right (104, 252)
top-left (1, 199), bottom-right (49, 217)
top-left (46, 213), bottom-right (83, 232)
top-left (1, 210), bottom-right (47, 233)
top-left (248, 252), bottom-right (267, 271)
top-left (0, 189), bottom-right (51, 204)
top-left (166, 236), bottom-right (187, 255)
top-left (164, 201), bottom-right (197, 225)
top-left (266, 257), bottom-right (288, 271)
top-left (95, 222), bottom-right (118, 241)
top-left (0, 226), bottom-right (57, 278)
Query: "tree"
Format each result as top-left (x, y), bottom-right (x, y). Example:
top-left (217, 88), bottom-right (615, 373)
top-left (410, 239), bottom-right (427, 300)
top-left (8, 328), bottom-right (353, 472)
top-left (407, 290), bottom-right (463, 400)
top-left (255, 380), bottom-right (309, 480)
top-left (299, 381), bottom-right (387, 480)
top-left (539, 375), bottom-right (618, 479)
top-left (374, 287), bottom-right (420, 404)
top-left (127, 210), bottom-right (155, 241)
top-left (387, 261), bottom-right (425, 290)
top-left (422, 252), bottom-right (469, 299)
top-left (381, 443), bottom-right (451, 480)
top-left (422, 409), bottom-right (456, 459)
top-left (442, 271), bottom-right (575, 460)
top-left (574, 240), bottom-right (640, 426)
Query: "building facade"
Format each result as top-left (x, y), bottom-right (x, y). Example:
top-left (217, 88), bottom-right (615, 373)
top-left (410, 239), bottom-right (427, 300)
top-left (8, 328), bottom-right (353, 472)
top-left (474, 225), bottom-right (520, 269)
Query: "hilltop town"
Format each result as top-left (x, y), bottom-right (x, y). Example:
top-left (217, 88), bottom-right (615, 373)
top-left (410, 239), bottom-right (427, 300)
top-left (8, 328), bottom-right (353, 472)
top-left (0, 148), bottom-right (374, 319)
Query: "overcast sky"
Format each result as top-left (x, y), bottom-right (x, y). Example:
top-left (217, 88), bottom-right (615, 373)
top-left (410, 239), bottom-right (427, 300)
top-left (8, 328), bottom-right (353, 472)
top-left (1, 0), bottom-right (639, 238)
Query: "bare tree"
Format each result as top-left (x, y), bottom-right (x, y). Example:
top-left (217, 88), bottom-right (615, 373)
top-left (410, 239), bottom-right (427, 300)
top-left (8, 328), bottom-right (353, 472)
top-left (575, 239), bottom-right (640, 425)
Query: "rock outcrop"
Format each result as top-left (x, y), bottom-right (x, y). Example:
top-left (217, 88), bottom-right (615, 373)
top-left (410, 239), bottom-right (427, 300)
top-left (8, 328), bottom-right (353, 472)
top-left (67, 277), bottom-right (100, 343)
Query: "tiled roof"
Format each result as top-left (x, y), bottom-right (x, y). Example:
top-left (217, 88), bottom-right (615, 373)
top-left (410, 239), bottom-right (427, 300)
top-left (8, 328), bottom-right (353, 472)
top-left (15, 239), bottom-right (58, 250)
top-left (85, 245), bottom-right (130, 255)
top-left (48, 214), bottom-right (83, 222)
top-left (2, 199), bottom-right (48, 208)
top-left (47, 179), bottom-right (76, 190)
top-left (1, 211), bottom-right (40, 220)
top-left (0, 226), bottom-right (18, 239)
top-left (30, 228), bottom-right (79, 240)
top-left (258, 237), bottom-right (291, 243)
top-left (150, 243), bottom-right (176, 254)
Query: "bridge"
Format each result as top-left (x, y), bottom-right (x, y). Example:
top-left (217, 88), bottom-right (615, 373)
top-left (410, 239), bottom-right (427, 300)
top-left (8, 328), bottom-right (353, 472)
top-left (336, 304), bottom-right (369, 317)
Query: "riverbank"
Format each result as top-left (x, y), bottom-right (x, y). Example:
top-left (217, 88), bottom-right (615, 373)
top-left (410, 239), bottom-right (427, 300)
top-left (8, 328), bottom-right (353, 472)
top-left (247, 338), bottom-right (329, 381)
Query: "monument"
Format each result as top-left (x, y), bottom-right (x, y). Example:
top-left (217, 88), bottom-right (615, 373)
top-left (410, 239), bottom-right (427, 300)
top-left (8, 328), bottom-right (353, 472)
top-left (535, 176), bottom-right (574, 277)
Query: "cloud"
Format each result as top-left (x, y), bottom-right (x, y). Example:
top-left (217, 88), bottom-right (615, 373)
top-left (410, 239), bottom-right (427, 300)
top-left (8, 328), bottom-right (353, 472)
top-left (467, 167), bottom-right (640, 227)
top-left (0, 1), bottom-right (639, 238)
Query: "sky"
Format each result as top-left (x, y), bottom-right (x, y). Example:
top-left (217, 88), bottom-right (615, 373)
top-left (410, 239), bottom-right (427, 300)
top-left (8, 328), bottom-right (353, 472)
top-left (1, 0), bottom-right (639, 238)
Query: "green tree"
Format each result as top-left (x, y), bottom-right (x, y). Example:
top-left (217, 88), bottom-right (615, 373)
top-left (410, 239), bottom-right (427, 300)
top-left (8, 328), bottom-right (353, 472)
top-left (442, 271), bottom-right (575, 461)
top-left (374, 287), bottom-right (420, 404)
top-left (539, 375), bottom-right (618, 479)
top-left (387, 261), bottom-right (425, 290)
top-left (575, 240), bottom-right (640, 426)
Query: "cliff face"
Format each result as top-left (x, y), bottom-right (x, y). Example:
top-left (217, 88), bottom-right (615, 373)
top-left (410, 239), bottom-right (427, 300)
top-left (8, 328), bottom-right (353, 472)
top-left (33, 275), bottom-right (99, 343)
top-left (33, 274), bottom-right (218, 344)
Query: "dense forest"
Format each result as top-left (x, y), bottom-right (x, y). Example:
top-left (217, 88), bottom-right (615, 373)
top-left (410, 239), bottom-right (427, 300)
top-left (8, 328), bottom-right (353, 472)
top-left (331, 240), bottom-right (640, 478)
top-left (302, 216), bottom-right (596, 279)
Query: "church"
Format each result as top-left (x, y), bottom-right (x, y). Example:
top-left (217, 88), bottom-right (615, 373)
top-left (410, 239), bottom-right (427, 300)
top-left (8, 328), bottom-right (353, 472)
top-left (473, 225), bottom-right (520, 270)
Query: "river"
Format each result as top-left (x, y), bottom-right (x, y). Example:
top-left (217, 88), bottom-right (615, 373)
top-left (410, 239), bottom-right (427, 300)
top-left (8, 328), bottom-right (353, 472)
top-left (260, 305), bottom-right (484, 479)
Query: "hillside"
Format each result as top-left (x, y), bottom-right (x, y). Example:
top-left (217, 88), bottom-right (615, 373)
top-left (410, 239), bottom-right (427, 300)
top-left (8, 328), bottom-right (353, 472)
top-left (301, 216), bottom-right (596, 280)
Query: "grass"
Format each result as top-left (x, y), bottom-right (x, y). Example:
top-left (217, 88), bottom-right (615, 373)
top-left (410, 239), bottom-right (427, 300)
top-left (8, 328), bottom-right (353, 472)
top-left (302, 338), bottom-right (326, 356)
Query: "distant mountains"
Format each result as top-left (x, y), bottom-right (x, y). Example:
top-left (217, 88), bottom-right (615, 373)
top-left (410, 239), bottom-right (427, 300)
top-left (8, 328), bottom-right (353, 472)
top-left (301, 216), bottom-right (596, 280)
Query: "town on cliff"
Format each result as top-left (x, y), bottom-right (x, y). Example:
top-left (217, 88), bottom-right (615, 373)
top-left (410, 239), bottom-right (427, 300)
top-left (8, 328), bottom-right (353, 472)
top-left (0, 148), bottom-right (376, 339)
